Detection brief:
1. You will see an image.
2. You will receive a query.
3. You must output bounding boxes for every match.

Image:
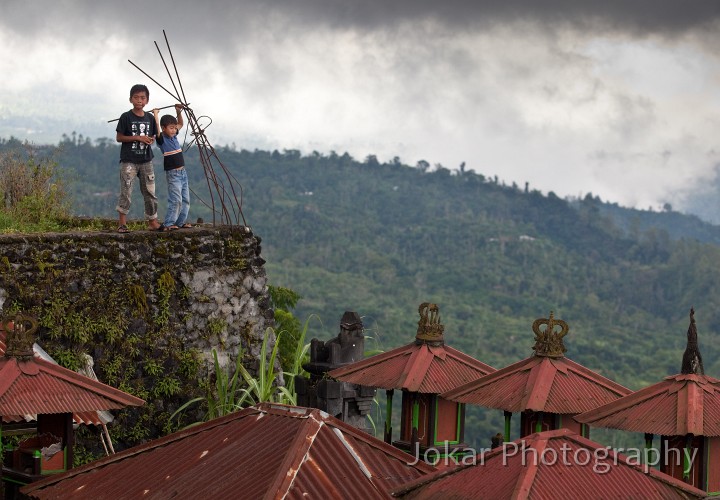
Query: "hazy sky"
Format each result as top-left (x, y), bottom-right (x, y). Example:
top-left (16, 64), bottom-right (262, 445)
top-left (1, 1), bottom-right (719, 213)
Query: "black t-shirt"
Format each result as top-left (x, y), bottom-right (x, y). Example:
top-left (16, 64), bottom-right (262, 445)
top-left (116, 110), bottom-right (157, 163)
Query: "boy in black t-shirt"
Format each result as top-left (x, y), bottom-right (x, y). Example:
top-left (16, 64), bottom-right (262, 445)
top-left (114, 84), bottom-right (161, 232)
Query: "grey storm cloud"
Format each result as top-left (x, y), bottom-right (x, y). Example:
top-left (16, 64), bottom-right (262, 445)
top-left (4, 1), bottom-right (720, 39)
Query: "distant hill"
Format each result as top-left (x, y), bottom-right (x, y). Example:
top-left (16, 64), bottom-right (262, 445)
top-left (577, 196), bottom-right (720, 244)
top-left (5, 135), bottom-right (720, 448)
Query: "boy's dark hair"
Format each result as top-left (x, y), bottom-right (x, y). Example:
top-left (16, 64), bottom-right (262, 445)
top-left (160, 115), bottom-right (178, 128)
top-left (129, 84), bottom-right (150, 99)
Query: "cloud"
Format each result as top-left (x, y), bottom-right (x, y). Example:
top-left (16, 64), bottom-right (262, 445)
top-left (1, 1), bottom-right (719, 214)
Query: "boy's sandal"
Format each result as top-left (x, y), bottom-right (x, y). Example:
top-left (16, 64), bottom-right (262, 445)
top-left (117, 225), bottom-right (130, 233)
top-left (158, 225), bottom-right (179, 232)
top-left (179, 223), bottom-right (193, 228)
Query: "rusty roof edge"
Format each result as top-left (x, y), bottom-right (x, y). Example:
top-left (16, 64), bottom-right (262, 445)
top-left (21, 406), bottom-right (266, 495)
top-left (5, 356), bottom-right (145, 407)
top-left (389, 462), bottom-right (468, 497)
top-left (264, 409), bottom-right (324, 499)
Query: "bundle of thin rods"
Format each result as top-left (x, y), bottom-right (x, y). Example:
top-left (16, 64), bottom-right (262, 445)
top-left (128, 30), bottom-right (247, 228)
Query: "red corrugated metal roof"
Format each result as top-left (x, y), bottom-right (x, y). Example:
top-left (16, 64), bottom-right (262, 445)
top-left (0, 331), bottom-right (118, 425)
top-left (21, 403), bottom-right (435, 499)
top-left (328, 342), bottom-right (495, 394)
top-left (442, 354), bottom-right (631, 414)
top-left (391, 428), bottom-right (707, 499)
top-left (576, 373), bottom-right (720, 436)
top-left (0, 356), bottom-right (144, 415)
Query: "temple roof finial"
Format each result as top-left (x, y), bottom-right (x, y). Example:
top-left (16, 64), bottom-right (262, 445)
top-left (681, 307), bottom-right (704, 375)
top-left (416, 303), bottom-right (444, 345)
top-left (4, 314), bottom-right (37, 359)
top-left (532, 311), bottom-right (568, 357)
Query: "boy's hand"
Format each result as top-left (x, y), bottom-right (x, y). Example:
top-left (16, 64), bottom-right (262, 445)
top-left (152, 108), bottom-right (159, 115)
top-left (138, 135), bottom-right (154, 145)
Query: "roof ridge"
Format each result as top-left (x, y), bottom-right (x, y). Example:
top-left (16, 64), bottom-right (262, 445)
top-left (510, 434), bottom-right (547, 500)
top-left (402, 344), bottom-right (435, 391)
top-left (521, 358), bottom-right (557, 410)
top-left (0, 359), bottom-right (20, 396)
top-left (263, 409), bottom-right (324, 498)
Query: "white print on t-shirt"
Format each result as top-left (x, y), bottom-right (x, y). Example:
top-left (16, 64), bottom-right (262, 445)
top-left (138, 123), bottom-right (147, 151)
top-left (131, 123), bottom-right (138, 149)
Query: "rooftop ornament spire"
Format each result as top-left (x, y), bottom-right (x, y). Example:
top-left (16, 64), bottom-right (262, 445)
top-left (532, 311), bottom-right (568, 357)
top-left (3, 313), bottom-right (37, 359)
top-left (681, 307), bottom-right (704, 375)
top-left (415, 302), bottom-right (444, 345)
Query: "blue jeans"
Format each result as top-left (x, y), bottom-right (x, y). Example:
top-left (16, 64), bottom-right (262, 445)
top-left (163, 167), bottom-right (190, 227)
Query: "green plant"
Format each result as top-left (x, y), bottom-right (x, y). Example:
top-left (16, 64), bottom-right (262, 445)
top-left (144, 358), bottom-right (163, 377)
top-left (154, 376), bottom-right (182, 398)
top-left (280, 315), bottom-right (315, 400)
top-left (237, 328), bottom-right (296, 405)
top-left (171, 328), bottom-right (299, 427)
top-left (128, 284), bottom-right (148, 316)
top-left (207, 317), bottom-right (227, 342)
top-left (268, 285), bottom-right (307, 372)
top-left (0, 146), bottom-right (70, 232)
top-left (155, 271), bottom-right (176, 328)
top-left (171, 349), bottom-right (249, 424)
top-left (178, 349), bottom-right (201, 378)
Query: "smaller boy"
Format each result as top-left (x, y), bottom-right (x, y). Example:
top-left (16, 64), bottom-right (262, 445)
top-left (153, 105), bottom-right (191, 231)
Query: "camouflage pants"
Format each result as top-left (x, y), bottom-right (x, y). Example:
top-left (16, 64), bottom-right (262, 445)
top-left (115, 161), bottom-right (158, 220)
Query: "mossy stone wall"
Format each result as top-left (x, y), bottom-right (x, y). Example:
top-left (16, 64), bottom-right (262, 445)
top-left (0, 224), bottom-right (273, 449)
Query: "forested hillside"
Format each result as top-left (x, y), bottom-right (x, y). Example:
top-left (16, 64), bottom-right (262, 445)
top-left (4, 134), bottom-right (720, 447)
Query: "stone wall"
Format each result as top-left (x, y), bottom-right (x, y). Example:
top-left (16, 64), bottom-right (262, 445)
top-left (0, 224), bottom-right (275, 444)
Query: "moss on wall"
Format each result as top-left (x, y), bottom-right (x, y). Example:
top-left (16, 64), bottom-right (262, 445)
top-left (0, 224), bottom-right (274, 458)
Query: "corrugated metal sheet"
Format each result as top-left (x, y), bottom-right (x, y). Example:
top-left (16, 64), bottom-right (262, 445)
top-left (22, 403), bottom-right (435, 499)
top-left (0, 356), bottom-right (144, 415)
top-left (392, 429), bottom-right (707, 499)
top-left (329, 342), bottom-right (495, 394)
top-left (0, 331), bottom-right (116, 426)
top-left (577, 373), bottom-right (720, 436)
top-left (442, 355), bottom-right (631, 414)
